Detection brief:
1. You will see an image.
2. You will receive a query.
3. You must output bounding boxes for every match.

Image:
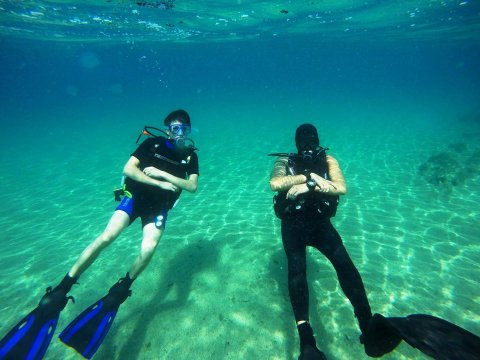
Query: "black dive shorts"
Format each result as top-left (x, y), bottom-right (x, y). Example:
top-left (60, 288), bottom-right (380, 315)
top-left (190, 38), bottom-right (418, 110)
top-left (116, 195), bottom-right (169, 229)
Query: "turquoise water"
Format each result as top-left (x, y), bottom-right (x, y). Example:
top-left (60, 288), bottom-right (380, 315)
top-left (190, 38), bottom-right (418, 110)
top-left (1, 1), bottom-right (479, 359)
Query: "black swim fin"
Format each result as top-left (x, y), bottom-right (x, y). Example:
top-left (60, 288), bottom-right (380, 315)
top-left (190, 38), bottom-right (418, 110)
top-left (59, 274), bottom-right (132, 359)
top-left (363, 313), bottom-right (480, 359)
top-left (386, 314), bottom-right (480, 360)
top-left (0, 275), bottom-right (76, 360)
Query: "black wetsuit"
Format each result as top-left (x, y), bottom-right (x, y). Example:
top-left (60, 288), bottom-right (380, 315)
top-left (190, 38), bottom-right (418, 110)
top-left (281, 214), bottom-right (372, 333)
top-left (277, 154), bottom-right (372, 333)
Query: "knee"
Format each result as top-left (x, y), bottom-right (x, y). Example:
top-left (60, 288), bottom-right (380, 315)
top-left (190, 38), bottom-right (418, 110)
top-left (286, 254), bottom-right (306, 277)
top-left (97, 231), bottom-right (117, 247)
top-left (332, 245), bottom-right (351, 264)
top-left (141, 237), bottom-right (160, 255)
top-left (289, 267), bottom-right (307, 287)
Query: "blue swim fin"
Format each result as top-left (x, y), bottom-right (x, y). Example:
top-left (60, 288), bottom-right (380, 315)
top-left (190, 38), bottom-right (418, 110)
top-left (0, 275), bottom-right (75, 360)
top-left (59, 275), bottom-right (132, 359)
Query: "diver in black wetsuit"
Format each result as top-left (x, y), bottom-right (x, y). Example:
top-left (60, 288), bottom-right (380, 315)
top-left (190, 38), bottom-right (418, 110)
top-left (269, 124), bottom-right (372, 360)
top-left (269, 124), bottom-right (480, 360)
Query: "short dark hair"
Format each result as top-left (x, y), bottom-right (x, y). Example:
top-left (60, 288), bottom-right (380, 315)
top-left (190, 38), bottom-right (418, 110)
top-left (164, 109), bottom-right (191, 126)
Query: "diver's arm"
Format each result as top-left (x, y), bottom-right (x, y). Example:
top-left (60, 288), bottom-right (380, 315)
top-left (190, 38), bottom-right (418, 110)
top-left (269, 157), bottom-right (307, 191)
top-left (123, 156), bottom-right (178, 192)
top-left (143, 167), bottom-right (198, 193)
top-left (310, 155), bottom-right (347, 196)
top-left (271, 176), bottom-right (308, 192)
top-left (175, 173), bottom-right (198, 193)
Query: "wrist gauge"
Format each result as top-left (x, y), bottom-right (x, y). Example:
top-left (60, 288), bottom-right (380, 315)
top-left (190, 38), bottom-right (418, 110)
top-left (307, 179), bottom-right (316, 191)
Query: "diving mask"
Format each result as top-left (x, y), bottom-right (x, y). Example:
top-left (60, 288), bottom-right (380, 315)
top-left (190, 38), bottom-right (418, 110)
top-left (166, 123), bottom-right (191, 148)
top-left (169, 124), bottom-right (191, 136)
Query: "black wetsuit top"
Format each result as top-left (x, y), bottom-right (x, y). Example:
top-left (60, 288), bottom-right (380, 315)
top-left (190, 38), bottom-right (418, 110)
top-left (126, 137), bottom-right (199, 209)
top-left (274, 153), bottom-right (339, 219)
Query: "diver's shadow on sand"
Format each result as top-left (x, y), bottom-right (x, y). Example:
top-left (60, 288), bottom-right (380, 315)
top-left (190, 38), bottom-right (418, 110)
top-left (105, 237), bottom-right (220, 359)
top-left (102, 241), bottom-right (336, 358)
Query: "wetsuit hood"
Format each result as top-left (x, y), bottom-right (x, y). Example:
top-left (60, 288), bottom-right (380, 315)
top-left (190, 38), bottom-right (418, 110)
top-left (295, 124), bottom-right (319, 153)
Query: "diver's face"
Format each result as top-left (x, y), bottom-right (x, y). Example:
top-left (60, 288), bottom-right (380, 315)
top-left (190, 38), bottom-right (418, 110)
top-left (297, 135), bottom-right (318, 154)
top-left (167, 120), bottom-right (191, 139)
top-left (295, 125), bottom-right (319, 154)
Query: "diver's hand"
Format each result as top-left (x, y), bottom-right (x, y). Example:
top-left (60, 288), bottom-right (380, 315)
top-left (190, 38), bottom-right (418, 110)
top-left (286, 184), bottom-right (309, 200)
top-left (310, 173), bottom-right (335, 193)
top-left (158, 181), bottom-right (179, 192)
top-left (143, 166), bottom-right (165, 179)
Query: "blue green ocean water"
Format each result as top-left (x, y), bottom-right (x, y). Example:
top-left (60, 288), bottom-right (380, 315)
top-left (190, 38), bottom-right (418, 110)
top-left (1, 1), bottom-right (479, 359)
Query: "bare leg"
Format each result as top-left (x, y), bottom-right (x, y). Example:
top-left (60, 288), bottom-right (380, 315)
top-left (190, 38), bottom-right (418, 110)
top-left (129, 223), bottom-right (163, 279)
top-left (68, 210), bottom-right (130, 278)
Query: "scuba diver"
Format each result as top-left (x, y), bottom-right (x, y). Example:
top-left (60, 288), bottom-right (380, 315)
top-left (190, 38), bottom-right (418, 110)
top-left (269, 123), bottom-right (372, 360)
top-left (269, 124), bottom-right (480, 360)
top-left (0, 109), bottom-right (199, 359)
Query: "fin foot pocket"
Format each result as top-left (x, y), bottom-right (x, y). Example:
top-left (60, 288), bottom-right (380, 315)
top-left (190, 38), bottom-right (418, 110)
top-left (361, 313), bottom-right (402, 357)
top-left (0, 282), bottom-right (74, 360)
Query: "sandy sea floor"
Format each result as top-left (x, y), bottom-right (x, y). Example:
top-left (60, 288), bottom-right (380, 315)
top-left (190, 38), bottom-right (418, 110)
top-left (0, 96), bottom-right (479, 359)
